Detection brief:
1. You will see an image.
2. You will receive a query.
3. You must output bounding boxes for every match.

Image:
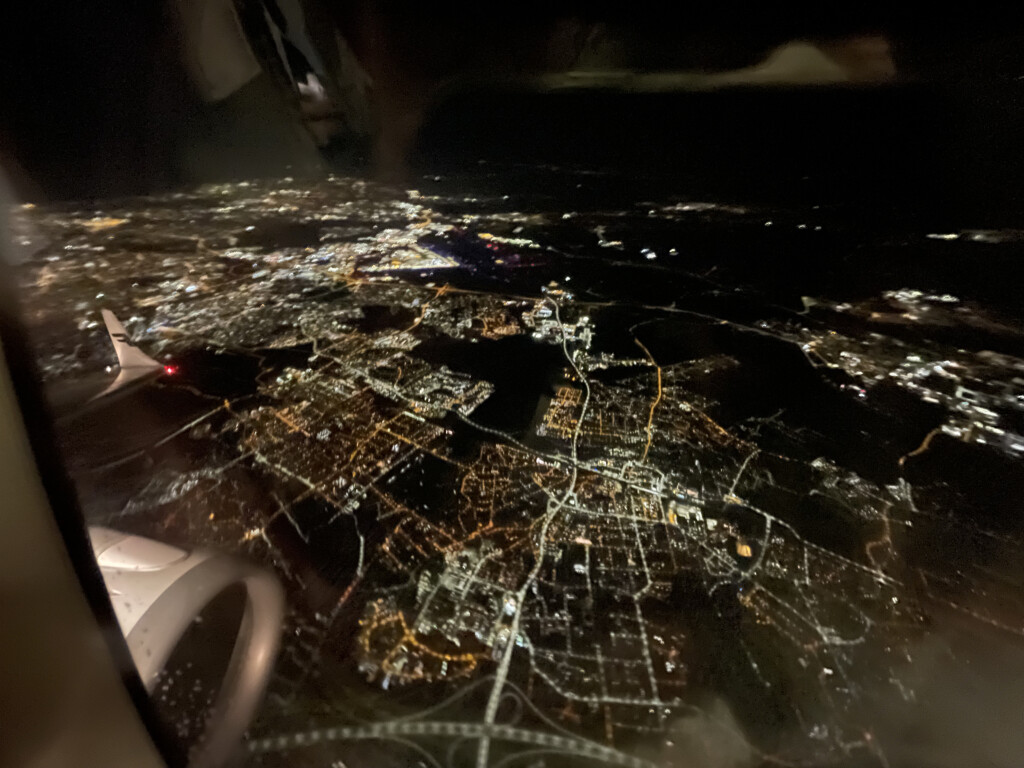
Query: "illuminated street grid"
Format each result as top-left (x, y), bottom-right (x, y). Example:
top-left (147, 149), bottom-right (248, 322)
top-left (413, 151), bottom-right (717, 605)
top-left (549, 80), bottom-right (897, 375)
top-left (13, 176), bottom-right (1024, 768)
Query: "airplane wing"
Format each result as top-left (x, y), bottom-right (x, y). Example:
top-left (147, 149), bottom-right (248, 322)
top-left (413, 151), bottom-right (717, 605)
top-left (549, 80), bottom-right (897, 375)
top-left (89, 364), bottom-right (163, 401)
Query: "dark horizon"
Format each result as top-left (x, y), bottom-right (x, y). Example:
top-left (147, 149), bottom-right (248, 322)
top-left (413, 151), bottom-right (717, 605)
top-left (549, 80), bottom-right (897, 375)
top-left (4, 3), bottom-right (1024, 221)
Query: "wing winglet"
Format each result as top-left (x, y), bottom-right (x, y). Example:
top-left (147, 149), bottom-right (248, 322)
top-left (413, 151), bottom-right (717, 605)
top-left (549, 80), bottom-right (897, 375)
top-left (101, 309), bottom-right (163, 371)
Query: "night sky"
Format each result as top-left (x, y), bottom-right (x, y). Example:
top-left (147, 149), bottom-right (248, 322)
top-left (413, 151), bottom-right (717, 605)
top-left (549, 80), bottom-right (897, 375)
top-left (3, 3), bottom-right (1024, 224)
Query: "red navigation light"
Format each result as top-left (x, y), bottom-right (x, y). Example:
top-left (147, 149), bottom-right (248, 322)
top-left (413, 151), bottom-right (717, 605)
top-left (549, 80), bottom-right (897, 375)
top-left (163, 365), bottom-right (178, 375)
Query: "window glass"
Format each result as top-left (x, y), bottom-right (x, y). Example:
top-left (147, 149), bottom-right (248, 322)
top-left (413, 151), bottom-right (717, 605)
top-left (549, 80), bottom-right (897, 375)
top-left (7, 8), bottom-right (1024, 768)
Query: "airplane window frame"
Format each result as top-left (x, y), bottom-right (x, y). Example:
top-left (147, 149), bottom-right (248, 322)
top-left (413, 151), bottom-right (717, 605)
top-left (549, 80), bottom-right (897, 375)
top-left (0, 203), bottom-right (187, 768)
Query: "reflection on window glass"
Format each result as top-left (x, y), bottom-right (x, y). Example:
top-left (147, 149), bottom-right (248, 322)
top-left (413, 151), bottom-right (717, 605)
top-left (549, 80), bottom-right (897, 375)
top-left (7, 7), bottom-right (1024, 768)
